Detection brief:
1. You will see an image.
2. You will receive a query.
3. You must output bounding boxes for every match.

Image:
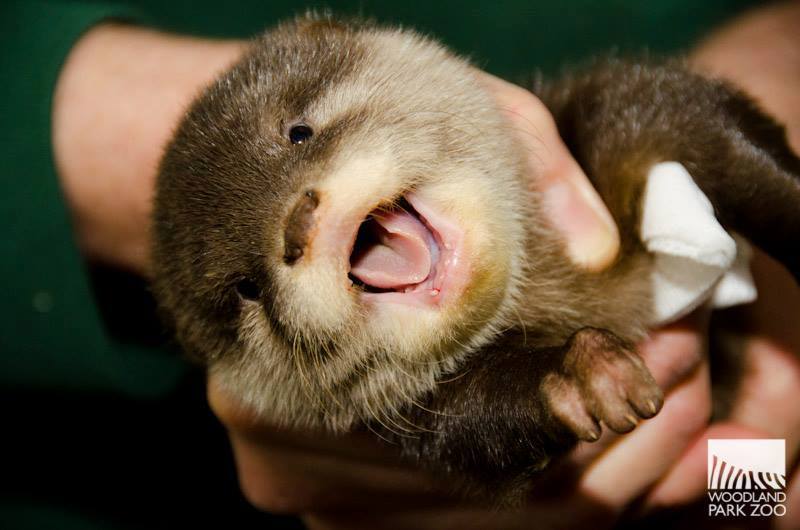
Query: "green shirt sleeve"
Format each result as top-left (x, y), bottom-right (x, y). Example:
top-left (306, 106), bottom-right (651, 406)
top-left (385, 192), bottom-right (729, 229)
top-left (0, 0), bottom-right (185, 398)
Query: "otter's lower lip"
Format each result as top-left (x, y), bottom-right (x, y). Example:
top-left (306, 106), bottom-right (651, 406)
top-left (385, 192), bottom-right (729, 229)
top-left (351, 192), bottom-right (468, 307)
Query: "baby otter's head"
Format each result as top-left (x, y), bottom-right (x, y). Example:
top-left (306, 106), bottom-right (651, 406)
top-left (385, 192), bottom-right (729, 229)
top-left (153, 16), bottom-right (531, 430)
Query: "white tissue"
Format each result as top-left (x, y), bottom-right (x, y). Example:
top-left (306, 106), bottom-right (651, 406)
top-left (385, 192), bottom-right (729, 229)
top-left (640, 161), bottom-right (757, 325)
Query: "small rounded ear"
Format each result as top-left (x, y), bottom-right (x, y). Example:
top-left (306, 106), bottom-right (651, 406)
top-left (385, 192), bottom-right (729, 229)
top-left (292, 12), bottom-right (351, 36)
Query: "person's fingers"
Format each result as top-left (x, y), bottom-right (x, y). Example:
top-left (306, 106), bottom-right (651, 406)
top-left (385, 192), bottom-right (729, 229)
top-left (722, 332), bottom-right (800, 528)
top-left (724, 251), bottom-right (800, 462)
top-left (638, 312), bottom-right (709, 391)
top-left (644, 251), bottom-right (800, 513)
top-left (226, 429), bottom-right (442, 514)
top-left (728, 338), bottom-right (800, 462)
top-left (578, 356), bottom-right (711, 510)
top-left (643, 422), bottom-right (768, 509)
top-left (477, 72), bottom-right (620, 271)
top-left (208, 375), bottom-right (448, 514)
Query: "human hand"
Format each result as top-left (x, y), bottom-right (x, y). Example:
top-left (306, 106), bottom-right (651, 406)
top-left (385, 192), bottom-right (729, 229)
top-left (633, 250), bottom-right (800, 529)
top-left (638, 4), bottom-right (800, 526)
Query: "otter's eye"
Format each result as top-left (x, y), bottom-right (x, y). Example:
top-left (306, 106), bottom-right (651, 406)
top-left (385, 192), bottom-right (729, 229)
top-left (288, 124), bottom-right (313, 145)
top-left (235, 279), bottom-right (260, 301)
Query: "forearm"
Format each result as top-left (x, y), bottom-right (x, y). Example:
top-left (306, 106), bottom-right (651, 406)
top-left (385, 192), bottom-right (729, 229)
top-left (52, 23), bottom-right (245, 276)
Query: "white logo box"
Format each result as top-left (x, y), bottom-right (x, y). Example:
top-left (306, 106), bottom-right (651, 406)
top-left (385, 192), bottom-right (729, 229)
top-left (708, 439), bottom-right (785, 490)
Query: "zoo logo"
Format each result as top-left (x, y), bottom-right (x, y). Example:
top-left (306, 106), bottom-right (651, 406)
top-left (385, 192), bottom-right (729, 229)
top-left (707, 439), bottom-right (787, 518)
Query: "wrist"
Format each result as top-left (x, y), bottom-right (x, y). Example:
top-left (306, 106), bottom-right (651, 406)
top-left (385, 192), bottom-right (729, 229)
top-left (52, 23), bottom-right (245, 276)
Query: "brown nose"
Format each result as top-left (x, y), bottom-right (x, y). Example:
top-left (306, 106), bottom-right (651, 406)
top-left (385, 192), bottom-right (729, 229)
top-left (284, 189), bottom-right (319, 264)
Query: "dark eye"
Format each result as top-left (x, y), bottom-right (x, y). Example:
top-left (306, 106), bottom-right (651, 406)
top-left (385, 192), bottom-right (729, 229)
top-left (235, 278), bottom-right (260, 301)
top-left (288, 123), bottom-right (313, 145)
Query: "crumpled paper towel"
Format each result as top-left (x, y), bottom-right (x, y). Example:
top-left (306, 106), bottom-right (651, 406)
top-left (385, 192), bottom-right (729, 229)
top-left (640, 161), bottom-right (757, 325)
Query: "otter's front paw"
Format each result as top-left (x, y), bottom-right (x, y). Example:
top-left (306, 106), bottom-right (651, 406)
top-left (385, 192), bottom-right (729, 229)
top-left (541, 327), bottom-right (663, 441)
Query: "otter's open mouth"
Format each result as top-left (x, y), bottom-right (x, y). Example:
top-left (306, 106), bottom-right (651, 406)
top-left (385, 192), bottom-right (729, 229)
top-left (348, 193), bottom-right (467, 307)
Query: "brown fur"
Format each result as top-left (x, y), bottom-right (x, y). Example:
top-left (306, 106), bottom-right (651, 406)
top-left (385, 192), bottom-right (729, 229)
top-left (152, 16), bottom-right (800, 501)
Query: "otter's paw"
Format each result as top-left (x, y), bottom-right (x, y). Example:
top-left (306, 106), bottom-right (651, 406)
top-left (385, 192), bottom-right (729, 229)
top-left (541, 327), bottom-right (663, 442)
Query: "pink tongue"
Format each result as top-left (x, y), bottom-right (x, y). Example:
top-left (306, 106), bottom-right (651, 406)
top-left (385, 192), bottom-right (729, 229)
top-left (350, 209), bottom-right (432, 289)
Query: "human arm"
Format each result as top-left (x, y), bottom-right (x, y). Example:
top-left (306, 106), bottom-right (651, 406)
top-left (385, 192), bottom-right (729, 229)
top-left (52, 23), bottom-right (245, 277)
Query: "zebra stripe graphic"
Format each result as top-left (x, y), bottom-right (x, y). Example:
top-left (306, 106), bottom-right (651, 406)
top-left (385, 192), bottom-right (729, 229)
top-left (708, 454), bottom-right (787, 490)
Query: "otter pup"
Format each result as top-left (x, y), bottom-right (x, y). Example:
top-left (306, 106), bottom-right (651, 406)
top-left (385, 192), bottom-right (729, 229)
top-left (152, 16), bottom-right (800, 499)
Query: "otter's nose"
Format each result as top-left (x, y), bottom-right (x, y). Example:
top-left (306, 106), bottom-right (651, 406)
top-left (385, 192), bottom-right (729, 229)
top-left (284, 189), bottom-right (319, 264)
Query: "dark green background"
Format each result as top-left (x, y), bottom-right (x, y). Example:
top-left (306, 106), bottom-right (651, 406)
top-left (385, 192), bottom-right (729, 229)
top-left (0, 0), bottom-right (761, 528)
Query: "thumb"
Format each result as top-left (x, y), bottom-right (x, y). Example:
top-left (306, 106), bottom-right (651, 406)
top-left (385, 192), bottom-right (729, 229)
top-left (478, 72), bottom-right (620, 271)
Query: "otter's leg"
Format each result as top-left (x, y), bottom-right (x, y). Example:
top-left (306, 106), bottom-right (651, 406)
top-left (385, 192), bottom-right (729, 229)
top-left (548, 64), bottom-right (800, 281)
top-left (380, 327), bottom-right (663, 499)
top-left (694, 101), bottom-right (800, 282)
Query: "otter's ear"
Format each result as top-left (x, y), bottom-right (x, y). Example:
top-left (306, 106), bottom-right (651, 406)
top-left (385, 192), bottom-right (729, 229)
top-left (291, 12), bottom-right (350, 35)
top-left (288, 11), bottom-right (378, 37)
